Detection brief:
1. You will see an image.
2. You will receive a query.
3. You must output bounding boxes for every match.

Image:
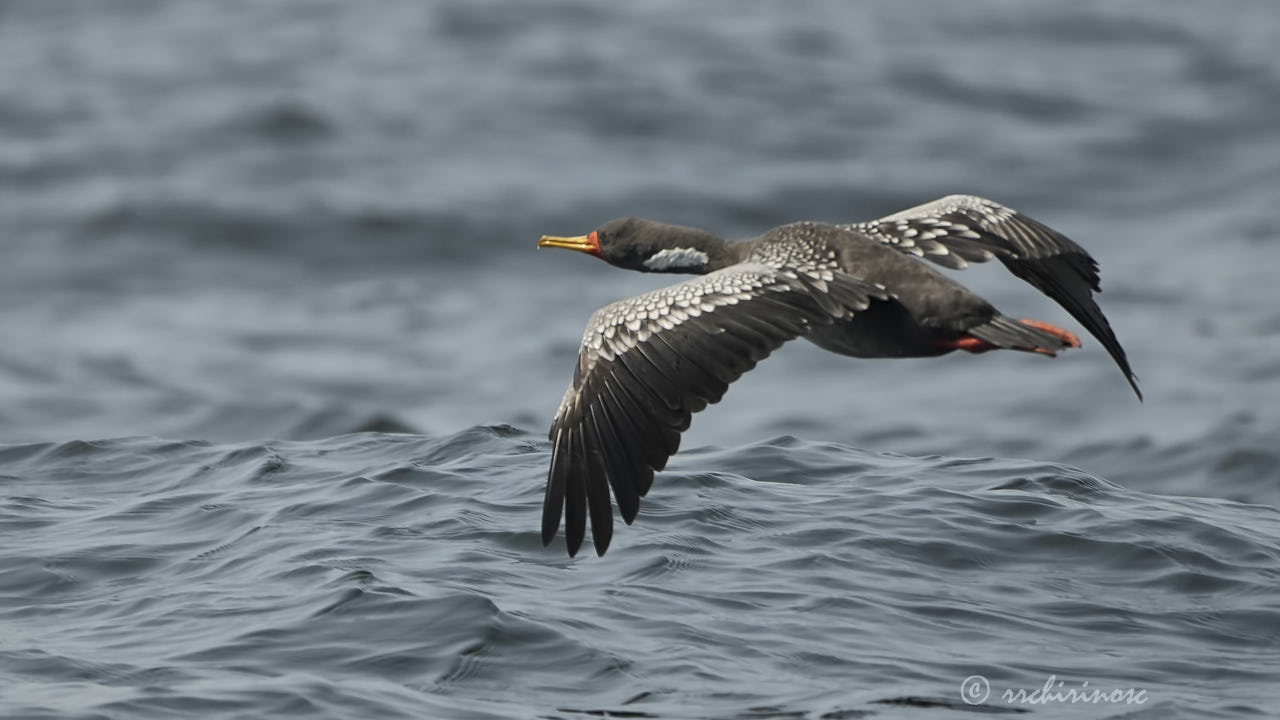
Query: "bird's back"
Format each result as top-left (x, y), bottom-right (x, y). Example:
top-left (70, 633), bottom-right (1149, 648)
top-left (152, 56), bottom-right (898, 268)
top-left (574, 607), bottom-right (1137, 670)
top-left (748, 222), bottom-right (995, 334)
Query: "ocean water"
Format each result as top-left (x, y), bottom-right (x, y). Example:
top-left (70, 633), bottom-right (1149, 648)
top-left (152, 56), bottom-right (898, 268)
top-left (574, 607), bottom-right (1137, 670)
top-left (2, 1), bottom-right (1279, 718)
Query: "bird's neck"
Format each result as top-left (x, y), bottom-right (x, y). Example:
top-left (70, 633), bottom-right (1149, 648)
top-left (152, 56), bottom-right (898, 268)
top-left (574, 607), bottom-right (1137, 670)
top-left (641, 228), bottom-right (740, 274)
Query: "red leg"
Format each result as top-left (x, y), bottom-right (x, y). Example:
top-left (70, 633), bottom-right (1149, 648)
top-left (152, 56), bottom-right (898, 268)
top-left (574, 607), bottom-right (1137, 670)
top-left (936, 336), bottom-right (997, 354)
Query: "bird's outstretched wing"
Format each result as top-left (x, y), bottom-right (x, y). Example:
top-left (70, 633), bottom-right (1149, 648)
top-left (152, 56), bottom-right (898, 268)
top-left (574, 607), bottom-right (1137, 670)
top-left (843, 194), bottom-right (1140, 398)
top-left (544, 263), bottom-right (886, 557)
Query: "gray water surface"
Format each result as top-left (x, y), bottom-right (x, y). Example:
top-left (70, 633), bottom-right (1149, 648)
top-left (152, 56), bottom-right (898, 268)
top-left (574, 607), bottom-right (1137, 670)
top-left (2, 2), bottom-right (1279, 718)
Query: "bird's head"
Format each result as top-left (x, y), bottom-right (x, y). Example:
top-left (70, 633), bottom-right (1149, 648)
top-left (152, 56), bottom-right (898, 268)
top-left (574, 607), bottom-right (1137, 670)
top-left (538, 217), bottom-right (724, 274)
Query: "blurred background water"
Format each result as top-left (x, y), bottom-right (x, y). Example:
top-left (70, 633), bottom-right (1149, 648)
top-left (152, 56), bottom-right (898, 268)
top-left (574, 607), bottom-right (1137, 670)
top-left (1, 1), bottom-right (1279, 718)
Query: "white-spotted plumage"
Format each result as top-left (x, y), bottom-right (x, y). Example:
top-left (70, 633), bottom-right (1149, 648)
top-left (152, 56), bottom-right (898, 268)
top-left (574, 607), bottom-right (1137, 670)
top-left (840, 193), bottom-right (1138, 399)
top-left (642, 247), bottom-right (710, 271)
top-left (841, 194), bottom-right (1054, 269)
top-left (568, 262), bottom-right (874, 376)
top-left (545, 255), bottom-right (888, 557)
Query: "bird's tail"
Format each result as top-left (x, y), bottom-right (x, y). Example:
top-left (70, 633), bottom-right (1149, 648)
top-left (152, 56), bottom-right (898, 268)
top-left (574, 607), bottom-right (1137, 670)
top-left (965, 315), bottom-right (1081, 356)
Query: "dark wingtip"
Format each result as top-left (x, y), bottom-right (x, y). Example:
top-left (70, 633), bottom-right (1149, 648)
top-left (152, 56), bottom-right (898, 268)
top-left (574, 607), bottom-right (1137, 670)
top-left (620, 506), bottom-right (638, 525)
top-left (1127, 375), bottom-right (1144, 402)
top-left (1090, 340), bottom-right (1142, 402)
top-left (540, 497), bottom-right (561, 547)
top-left (1002, 254), bottom-right (1141, 407)
top-left (1102, 341), bottom-right (1142, 402)
top-left (540, 492), bottom-right (559, 546)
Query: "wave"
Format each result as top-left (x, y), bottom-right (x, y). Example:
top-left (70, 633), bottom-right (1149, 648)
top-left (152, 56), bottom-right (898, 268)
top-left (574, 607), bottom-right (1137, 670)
top-left (1, 428), bottom-right (1275, 718)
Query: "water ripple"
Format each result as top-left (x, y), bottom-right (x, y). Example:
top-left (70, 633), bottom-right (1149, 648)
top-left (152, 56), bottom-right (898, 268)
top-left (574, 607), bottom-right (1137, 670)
top-left (0, 428), bottom-right (1275, 718)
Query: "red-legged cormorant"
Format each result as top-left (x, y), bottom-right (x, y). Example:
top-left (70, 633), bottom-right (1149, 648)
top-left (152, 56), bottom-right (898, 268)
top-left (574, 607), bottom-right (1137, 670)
top-left (537, 195), bottom-right (1140, 557)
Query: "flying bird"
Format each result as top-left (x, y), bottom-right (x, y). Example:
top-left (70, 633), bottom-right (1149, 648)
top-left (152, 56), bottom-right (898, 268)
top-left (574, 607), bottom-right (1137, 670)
top-left (537, 195), bottom-right (1139, 557)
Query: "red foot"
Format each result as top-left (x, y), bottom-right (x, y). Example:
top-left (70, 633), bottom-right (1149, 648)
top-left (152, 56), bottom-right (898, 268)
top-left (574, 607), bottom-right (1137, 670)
top-left (1019, 318), bottom-right (1081, 348)
top-left (938, 336), bottom-right (997, 354)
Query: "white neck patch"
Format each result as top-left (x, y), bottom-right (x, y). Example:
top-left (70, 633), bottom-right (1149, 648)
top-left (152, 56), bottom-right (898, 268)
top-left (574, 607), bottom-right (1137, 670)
top-left (643, 247), bottom-right (709, 271)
